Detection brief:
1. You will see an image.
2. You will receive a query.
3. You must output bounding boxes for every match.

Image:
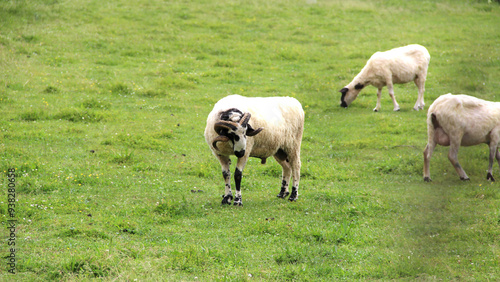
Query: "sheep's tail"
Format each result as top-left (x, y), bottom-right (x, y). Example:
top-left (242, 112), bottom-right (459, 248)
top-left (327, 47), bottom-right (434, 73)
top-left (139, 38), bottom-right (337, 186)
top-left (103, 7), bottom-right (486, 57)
top-left (431, 113), bottom-right (440, 129)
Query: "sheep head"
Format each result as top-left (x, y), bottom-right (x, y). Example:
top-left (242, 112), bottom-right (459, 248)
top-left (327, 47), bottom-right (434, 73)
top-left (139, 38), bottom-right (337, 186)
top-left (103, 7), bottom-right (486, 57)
top-left (212, 112), bottom-right (264, 158)
top-left (340, 83), bottom-right (364, 108)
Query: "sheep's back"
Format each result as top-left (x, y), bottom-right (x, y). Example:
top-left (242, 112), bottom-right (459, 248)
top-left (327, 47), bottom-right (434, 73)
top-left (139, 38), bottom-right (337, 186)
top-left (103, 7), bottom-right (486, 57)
top-left (205, 95), bottom-right (304, 153)
top-left (210, 95), bottom-right (304, 130)
top-left (428, 94), bottom-right (500, 145)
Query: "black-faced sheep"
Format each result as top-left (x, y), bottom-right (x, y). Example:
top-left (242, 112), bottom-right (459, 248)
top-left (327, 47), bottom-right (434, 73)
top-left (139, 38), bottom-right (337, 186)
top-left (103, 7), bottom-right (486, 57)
top-left (423, 94), bottom-right (500, 181)
top-left (204, 95), bottom-right (304, 206)
top-left (340, 44), bottom-right (430, 112)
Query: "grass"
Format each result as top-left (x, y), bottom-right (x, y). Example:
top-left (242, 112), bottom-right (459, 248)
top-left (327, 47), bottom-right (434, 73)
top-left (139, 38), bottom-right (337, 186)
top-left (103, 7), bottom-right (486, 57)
top-left (1, 0), bottom-right (500, 280)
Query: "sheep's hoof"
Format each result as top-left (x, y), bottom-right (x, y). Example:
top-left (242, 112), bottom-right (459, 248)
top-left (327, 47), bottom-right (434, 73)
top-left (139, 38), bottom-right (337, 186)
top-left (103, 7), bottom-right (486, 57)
top-left (460, 177), bottom-right (470, 181)
top-left (221, 194), bottom-right (233, 205)
top-left (277, 191), bottom-right (290, 199)
top-left (373, 108), bottom-right (379, 112)
top-left (423, 177), bottom-right (432, 182)
top-left (393, 108), bottom-right (401, 112)
top-left (487, 173), bottom-right (495, 181)
top-left (288, 191), bottom-right (298, 202)
top-left (233, 198), bottom-right (243, 206)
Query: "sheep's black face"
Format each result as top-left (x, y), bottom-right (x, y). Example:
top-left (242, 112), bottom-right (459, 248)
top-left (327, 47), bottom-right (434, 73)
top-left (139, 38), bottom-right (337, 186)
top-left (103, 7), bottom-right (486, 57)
top-left (339, 84), bottom-right (364, 108)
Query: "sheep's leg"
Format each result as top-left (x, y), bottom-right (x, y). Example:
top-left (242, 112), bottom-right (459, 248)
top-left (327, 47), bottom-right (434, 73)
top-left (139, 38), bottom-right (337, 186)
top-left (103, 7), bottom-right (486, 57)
top-left (495, 149), bottom-right (500, 178)
top-left (423, 141), bottom-right (436, 182)
top-left (233, 157), bottom-right (248, 206)
top-left (273, 154), bottom-right (291, 199)
top-left (413, 76), bottom-right (426, 111)
top-left (218, 155), bottom-right (233, 205)
top-left (288, 157), bottom-right (301, 202)
top-left (423, 122), bottom-right (446, 181)
top-left (373, 88), bottom-right (383, 112)
top-left (387, 83), bottom-right (400, 112)
top-left (448, 140), bottom-right (469, 180)
top-left (487, 143), bottom-right (497, 181)
top-left (487, 130), bottom-right (500, 180)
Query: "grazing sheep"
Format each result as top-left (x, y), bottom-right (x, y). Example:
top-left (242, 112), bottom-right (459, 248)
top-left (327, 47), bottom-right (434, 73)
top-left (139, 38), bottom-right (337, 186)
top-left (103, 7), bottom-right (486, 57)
top-left (204, 95), bottom-right (304, 206)
top-left (423, 93), bottom-right (500, 182)
top-left (340, 44), bottom-right (430, 112)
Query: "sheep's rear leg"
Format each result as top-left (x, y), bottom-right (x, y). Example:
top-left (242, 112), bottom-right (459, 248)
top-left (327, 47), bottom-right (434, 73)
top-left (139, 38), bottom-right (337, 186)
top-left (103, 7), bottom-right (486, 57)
top-left (423, 125), bottom-right (450, 181)
top-left (423, 141), bottom-right (436, 182)
top-left (274, 153), bottom-right (291, 199)
top-left (277, 179), bottom-right (290, 199)
top-left (487, 135), bottom-right (500, 181)
top-left (288, 159), bottom-right (301, 202)
top-left (487, 145), bottom-right (496, 181)
top-left (493, 149), bottom-right (500, 181)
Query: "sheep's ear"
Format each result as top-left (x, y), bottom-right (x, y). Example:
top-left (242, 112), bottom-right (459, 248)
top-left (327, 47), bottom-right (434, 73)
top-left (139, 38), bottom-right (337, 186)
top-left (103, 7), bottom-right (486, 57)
top-left (354, 83), bottom-right (364, 90)
top-left (246, 125), bottom-right (263, 137)
top-left (339, 87), bottom-right (349, 95)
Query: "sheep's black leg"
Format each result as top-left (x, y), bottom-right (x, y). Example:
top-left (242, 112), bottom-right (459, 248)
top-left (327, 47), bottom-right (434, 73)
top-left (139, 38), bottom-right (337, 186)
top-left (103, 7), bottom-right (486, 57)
top-left (288, 158), bottom-right (300, 202)
top-left (222, 171), bottom-right (233, 205)
top-left (222, 194), bottom-right (233, 204)
top-left (288, 186), bottom-right (298, 202)
top-left (221, 170), bottom-right (233, 205)
top-left (277, 180), bottom-right (290, 199)
top-left (233, 168), bottom-right (243, 206)
top-left (219, 156), bottom-right (233, 205)
top-left (274, 150), bottom-right (291, 199)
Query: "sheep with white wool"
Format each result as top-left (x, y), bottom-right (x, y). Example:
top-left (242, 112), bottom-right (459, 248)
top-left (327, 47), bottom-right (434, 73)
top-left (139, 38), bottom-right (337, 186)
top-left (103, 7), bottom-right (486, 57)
top-left (423, 94), bottom-right (500, 182)
top-left (205, 95), bottom-right (304, 206)
top-left (340, 44), bottom-right (430, 112)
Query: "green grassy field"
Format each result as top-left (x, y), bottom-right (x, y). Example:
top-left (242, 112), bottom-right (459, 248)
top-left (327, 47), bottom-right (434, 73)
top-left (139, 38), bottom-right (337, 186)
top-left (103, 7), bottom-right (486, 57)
top-left (1, 0), bottom-right (499, 280)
